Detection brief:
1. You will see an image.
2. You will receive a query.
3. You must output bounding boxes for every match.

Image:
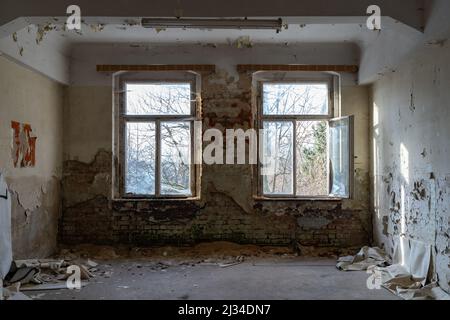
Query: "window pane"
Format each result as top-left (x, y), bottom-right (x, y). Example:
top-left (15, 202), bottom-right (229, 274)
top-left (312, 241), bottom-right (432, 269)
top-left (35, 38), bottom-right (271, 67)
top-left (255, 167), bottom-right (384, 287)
top-left (296, 121), bottom-right (328, 196)
top-left (125, 122), bottom-right (155, 195)
top-left (262, 121), bottom-right (293, 195)
top-left (126, 83), bottom-right (191, 115)
top-left (263, 83), bottom-right (329, 115)
top-left (329, 116), bottom-right (353, 197)
top-left (161, 122), bottom-right (191, 195)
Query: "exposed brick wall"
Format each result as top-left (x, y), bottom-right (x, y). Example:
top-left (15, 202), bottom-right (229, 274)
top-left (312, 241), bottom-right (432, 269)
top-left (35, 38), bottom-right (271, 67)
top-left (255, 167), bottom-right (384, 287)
top-left (61, 192), bottom-right (368, 249)
top-left (61, 161), bottom-right (370, 250)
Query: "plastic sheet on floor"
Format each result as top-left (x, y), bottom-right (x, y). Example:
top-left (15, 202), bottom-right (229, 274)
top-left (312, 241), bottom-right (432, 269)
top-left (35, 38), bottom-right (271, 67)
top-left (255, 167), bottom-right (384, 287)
top-left (337, 238), bottom-right (450, 300)
top-left (336, 246), bottom-right (389, 271)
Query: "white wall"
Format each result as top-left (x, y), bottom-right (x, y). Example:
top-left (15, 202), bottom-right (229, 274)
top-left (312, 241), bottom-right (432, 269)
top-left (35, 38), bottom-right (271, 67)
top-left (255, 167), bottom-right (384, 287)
top-left (371, 0), bottom-right (450, 293)
top-left (70, 42), bottom-right (359, 86)
top-left (0, 55), bottom-right (64, 258)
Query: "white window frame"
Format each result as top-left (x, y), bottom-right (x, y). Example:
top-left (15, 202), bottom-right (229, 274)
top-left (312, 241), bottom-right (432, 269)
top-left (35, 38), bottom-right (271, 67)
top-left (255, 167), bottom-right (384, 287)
top-left (118, 78), bottom-right (198, 199)
top-left (255, 73), bottom-right (353, 200)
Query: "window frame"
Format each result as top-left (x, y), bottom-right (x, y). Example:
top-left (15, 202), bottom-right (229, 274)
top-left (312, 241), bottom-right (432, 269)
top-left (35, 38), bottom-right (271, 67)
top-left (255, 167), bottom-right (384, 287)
top-left (119, 79), bottom-right (198, 199)
top-left (256, 77), bottom-right (341, 200)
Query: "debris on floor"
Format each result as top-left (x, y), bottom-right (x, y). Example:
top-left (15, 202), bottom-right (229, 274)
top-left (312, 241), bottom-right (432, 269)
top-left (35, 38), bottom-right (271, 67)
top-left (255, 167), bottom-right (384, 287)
top-left (337, 238), bottom-right (450, 300)
top-left (218, 256), bottom-right (245, 268)
top-left (59, 241), bottom-right (298, 264)
top-left (3, 241), bottom-right (301, 300)
top-left (1, 257), bottom-right (100, 300)
top-left (1, 282), bottom-right (31, 300)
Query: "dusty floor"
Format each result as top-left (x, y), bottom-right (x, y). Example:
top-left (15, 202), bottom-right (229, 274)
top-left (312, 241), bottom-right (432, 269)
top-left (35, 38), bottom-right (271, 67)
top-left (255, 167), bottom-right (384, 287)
top-left (27, 257), bottom-right (398, 300)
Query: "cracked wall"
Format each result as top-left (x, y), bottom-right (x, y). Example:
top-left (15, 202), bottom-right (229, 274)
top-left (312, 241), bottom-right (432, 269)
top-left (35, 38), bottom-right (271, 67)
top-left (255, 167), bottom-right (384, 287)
top-left (371, 41), bottom-right (450, 293)
top-left (0, 55), bottom-right (64, 258)
top-left (61, 45), bottom-right (371, 253)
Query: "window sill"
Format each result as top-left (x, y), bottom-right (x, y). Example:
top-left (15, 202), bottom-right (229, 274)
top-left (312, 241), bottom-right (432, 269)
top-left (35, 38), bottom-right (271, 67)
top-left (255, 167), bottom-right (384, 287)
top-left (113, 197), bottom-right (201, 203)
top-left (253, 196), bottom-right (344, 202)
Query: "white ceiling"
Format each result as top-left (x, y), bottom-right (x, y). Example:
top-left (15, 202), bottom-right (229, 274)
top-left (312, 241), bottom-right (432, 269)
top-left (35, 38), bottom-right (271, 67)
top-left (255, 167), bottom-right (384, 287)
top-left (24, 16), bottom-right (396, 48)
top-left (0, 15), bottom-right (427, 85)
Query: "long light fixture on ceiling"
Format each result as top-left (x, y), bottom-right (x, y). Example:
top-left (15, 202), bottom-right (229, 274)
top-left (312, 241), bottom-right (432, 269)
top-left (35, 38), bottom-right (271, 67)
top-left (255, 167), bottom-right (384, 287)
top-left (141, 18), bottom-right (284, 33)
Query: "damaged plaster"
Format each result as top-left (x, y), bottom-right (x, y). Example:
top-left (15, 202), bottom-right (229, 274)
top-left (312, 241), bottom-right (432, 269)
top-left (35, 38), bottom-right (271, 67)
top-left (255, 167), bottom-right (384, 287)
top-left (0, 56), bottom-right (64, 258)
top-left (7, 177), bottom-right (46, 213)
top-left (61, 66), bottom-right (371, 253)
top-left (371, 39), bottom-right (450, 293)
top-left (9, 177), bottom-right (61, 259)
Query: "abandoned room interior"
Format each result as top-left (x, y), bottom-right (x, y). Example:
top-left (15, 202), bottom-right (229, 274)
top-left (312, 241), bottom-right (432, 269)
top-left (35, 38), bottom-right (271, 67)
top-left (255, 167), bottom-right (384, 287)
top-left (0, 0), bottom-right (449, 303)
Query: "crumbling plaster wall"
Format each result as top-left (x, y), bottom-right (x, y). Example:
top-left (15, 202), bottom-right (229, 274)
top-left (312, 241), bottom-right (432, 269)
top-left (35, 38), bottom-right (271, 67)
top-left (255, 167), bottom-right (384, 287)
top-left (371, 40), bottom-right (450, 293)
top-left (61, 43), bottom-right (371, 253)
top-left (0, 55), bottom-right (64, 258)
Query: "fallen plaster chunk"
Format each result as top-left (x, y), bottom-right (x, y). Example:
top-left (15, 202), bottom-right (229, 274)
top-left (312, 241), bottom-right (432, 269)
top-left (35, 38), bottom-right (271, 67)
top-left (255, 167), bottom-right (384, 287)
top-left (30, 293), bottom-right (46, 299)
top-left (86, 259), bottom-right (98, 268)
top-left (117, 285), bottom-right (130, 289)
top-left (20, 281), bottom-right (88, 292)
top-left (219, 256), bottom-right (245, 268)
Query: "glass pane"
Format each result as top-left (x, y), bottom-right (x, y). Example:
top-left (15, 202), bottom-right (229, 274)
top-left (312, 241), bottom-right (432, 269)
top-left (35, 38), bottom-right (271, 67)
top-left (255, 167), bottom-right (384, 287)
top-left (296, 121), bottom-right (328, 196)
top-left (161, 122), bottom-right (191, 195)
top-left (329, 116), bottom-right (352, 197)
top-left (125, 122), bottom-right (155, 195)
top-left (126, 83), bottom-right (191, 115)
top-left (263, 83), bottom-right (329, 115)
top-left (262, 121), bottom-right (294, 195)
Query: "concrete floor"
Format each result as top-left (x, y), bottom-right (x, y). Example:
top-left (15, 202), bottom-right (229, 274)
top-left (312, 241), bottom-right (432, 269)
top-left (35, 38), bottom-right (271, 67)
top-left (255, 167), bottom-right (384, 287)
top-left (30, 257), bottom-right (398, 300)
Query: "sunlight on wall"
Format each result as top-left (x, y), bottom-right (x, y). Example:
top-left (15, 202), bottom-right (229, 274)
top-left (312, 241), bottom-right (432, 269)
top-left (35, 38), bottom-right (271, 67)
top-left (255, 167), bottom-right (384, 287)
top-left (372, 102), bottom-right (380, 218)
top-left (400, 143), bottom-right (409, 185)
top-left (399, 143), bottom-right (409, 266)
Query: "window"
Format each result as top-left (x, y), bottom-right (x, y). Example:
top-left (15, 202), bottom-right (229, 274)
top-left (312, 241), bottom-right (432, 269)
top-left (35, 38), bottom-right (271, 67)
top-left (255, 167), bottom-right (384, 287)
top-left (258, 80), bottom-right (353, 198)
top-left (121, 81), bottom-right (196, 198)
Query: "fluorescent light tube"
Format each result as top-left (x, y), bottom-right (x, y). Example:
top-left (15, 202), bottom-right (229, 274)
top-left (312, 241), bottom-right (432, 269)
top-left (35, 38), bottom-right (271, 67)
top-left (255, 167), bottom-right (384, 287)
top-left (141, 18), bottom-right (283, 32)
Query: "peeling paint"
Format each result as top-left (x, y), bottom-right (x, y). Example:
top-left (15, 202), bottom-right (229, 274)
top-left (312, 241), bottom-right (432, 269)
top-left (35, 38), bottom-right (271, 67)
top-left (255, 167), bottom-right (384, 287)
top-left (63, 149), bottom-right (112, 207)
top-left (90, 24), bottom-right (105, 32)
top-left (9, 178), bottom-right (61, 259)
top-left (409, 83), bottom-right (416, 112)
top-left (36, 23), bottom-right (57, 45)
top-left (155, 27), bottom-right (166, 33)
top-left (11, 121), bottom-right (37, 168)
top-left (123, 19), bottom-right (140, 27)
top-left (234, 36), bottom-right (253, 49)
top-left (411, 180), bottom-right (427, 200)
top-left (421, 148), bottom-right (427, 158)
